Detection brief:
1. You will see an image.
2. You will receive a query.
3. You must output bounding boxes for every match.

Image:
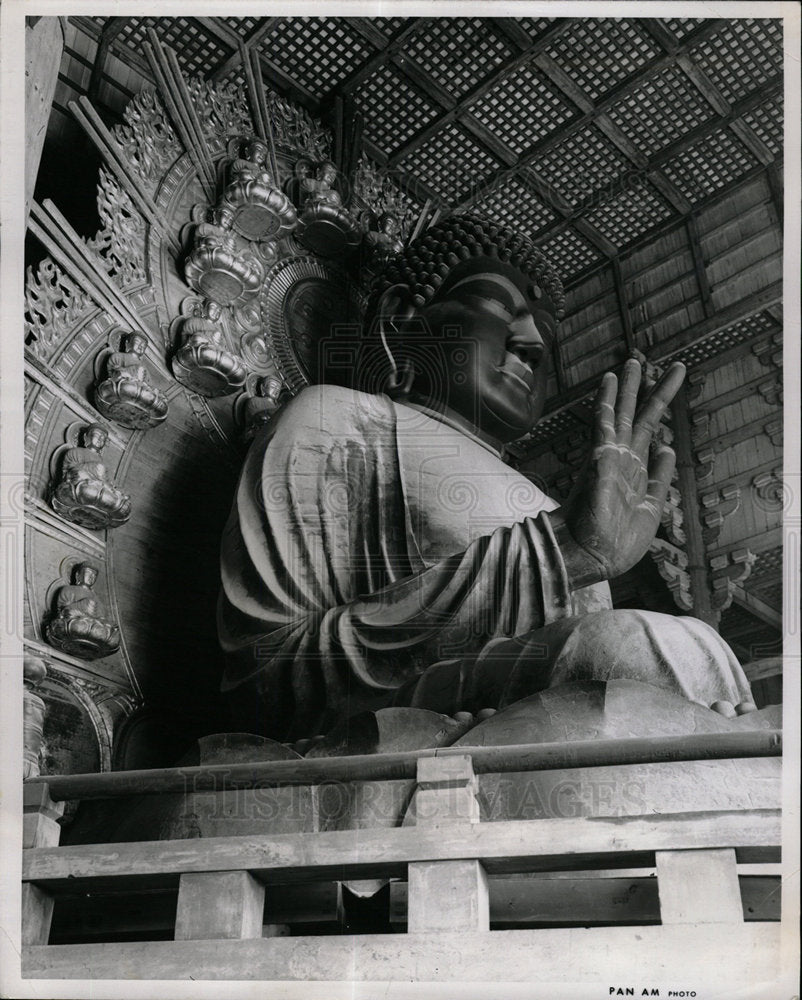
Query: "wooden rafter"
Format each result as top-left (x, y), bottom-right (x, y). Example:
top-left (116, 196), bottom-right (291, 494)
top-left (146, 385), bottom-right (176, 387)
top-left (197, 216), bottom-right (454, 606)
top-left (87, 17), bottom-right (128, 103)
top-left (685, 214), bottom-right (715, 318)
top-left (206, 18), bottom-right (283, 83)
top-left (338, 19), bottom-right (436, 96)
top-left (611, 257), bottom-right (636, 353)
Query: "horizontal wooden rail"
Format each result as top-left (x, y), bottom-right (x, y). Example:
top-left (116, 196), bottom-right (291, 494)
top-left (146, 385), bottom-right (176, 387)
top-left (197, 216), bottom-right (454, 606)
top-left (25, 729), bottom-right (782, 802)
top-left (24, 808), bottom-right (781, 891)
top-left (24, 924), bottom-right (782, 982)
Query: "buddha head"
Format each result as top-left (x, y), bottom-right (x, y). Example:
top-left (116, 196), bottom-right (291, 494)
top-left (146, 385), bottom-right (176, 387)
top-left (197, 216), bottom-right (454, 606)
top-left (246, 138), bottom-right (268, 166)
top-left (317, 160), bottom-right (338, 186)
top-left (363, 215), bottom-right (565, 447)
top-left (203, 300), bottom-right (223, 323)
top-left (257, 374), bottom-right (283, 403)
top-left (216, 205), bottom-right (236, 230)
top-left (378, 212), bottom-right (400, 237)
top-left (124, 333), bottom-right (148, 357)
top-left (82, 424), bottom-right (108, 451)
top-left (73, 562), bottom-right (99, 588)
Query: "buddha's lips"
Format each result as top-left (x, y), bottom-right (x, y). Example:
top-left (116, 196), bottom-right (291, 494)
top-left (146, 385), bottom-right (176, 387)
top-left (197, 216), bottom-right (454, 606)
top-left (496, 353), bottom-right (535, 391)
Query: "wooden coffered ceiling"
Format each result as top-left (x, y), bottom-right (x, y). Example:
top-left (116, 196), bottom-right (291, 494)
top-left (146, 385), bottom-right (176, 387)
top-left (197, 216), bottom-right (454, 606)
top-left (54, 15), bottom-right (783, 289)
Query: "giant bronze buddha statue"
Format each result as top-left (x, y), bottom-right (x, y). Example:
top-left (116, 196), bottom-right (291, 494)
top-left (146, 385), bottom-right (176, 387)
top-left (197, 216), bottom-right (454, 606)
top-left (218, 216), bottom-right (754, 742)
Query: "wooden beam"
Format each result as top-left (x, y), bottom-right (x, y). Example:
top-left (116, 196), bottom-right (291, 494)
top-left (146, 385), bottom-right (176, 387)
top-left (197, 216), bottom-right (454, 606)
top-left (766, 162), bottom-right (784, 223)
top-left (23, 808), bottom-right (781, 893)
top-left (671, 383), bottom-right (718, 628)
top-left (338, 19), bottom-right (435, 96)
top-left (27, 730), bottom-right (780, 803)
top-left (174, 871), bottom-right (265, 940)
top-left (731, 586), bottom-right (782, 631)
top-left (742, 657), bottom-right (783, 682)
top-left (611, 257), bottom-right (636, 352)
top-left (24, 924), bottom-right (781, 982)
top-left (686, 214), bottom-right (715, 318)
top-left (87, 17), bottom-right (127, 103)
top-left (675, 50), bottom-right (777, 168)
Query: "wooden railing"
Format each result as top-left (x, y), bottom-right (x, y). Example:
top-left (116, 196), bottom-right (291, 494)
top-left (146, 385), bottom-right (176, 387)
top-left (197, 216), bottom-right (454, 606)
top-left (21, 731), bottom-right (783, 983)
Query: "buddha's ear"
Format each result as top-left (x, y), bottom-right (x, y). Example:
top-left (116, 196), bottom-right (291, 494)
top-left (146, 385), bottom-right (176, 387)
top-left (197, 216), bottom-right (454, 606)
top-left (376, 283), bottom-right (417, 328)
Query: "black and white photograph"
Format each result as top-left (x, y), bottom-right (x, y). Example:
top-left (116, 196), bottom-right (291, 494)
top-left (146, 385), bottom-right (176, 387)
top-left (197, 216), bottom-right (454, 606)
top-left (1, 3), bottom-right (799, 998)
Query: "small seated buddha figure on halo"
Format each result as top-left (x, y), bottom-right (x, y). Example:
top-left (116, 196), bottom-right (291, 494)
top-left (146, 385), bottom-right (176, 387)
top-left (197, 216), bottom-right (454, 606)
top-left (218, 215), bottom-right (756, 742)
top-left (50, 423), bottom-right (132, 530)
top-left (301, 159), bottom-right (343, 209)
top-left (295, 159), bottom-right (360, 257)
top-left (171, 300), bottom-right (247, 398)
top-left (45, 562), bottom-right (120, 661)
top-left (220, 138), bottom-right (297, 244)
top-left (241, 373), bottom-right (286, 439)
top-left (228, 137), bottom-right (273, 186)
top-left (364, 211), bottom-right (405, 269)
top-left (94, 332), bottom-right (169, 430)
top-left (184, 204), bottom-right (265, 307)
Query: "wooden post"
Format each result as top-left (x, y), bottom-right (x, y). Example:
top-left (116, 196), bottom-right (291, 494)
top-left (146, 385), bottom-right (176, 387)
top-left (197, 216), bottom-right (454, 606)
top-left (21, 883), bottom-right (55, 946)
top-left (23, 781), bottom-right (65, 849)
top-left (656, 848), bottom-right (743, 923)
top-left (25, 17), bottom-right (65, 225)
top-left (670, 384), bottom-right (719, 628)
top-left (174, 871), bottom-right (265, 940)
top-left (406, 754), bottom-right (489, 933)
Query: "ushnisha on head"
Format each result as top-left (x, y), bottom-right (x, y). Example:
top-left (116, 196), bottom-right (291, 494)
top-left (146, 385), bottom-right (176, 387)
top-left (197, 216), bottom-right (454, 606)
top-left (363, 214), bottom-right (565, 448)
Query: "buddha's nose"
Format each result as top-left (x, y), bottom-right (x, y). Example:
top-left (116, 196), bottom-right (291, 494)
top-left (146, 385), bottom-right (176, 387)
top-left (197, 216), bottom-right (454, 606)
top-left (507, 311), bottom-right (545, 366)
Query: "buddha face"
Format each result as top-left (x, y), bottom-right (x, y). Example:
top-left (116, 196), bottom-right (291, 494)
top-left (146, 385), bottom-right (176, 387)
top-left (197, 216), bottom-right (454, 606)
top-left (74, 563), bottom-right (98, 587)
top-left (84, 425), bottom-right (108, 451)
top-left (318, 162), bottom-right (337, 185)
top-left (379, 214), bottom-right (399, 236)
top-left (126, 333), bottom-right (147, 356)
top-left (416, 266), bottom-right (556, 444)
top-left (248, 140), bottom-right (268, 164)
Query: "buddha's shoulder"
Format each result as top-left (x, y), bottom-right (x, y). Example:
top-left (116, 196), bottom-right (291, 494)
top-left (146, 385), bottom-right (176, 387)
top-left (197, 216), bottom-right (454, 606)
top-left (272, 384), bottom-right (396, 439)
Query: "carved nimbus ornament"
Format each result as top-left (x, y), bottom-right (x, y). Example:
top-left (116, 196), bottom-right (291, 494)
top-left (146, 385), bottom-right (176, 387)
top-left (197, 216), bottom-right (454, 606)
top-left (50, 423), bottom-right (132, 529)
top-left (44, 562), bottom-right (120, 661)
top-left (294, 159), bottom-right (361, 257)
top-left (171, 298), bottom-right (247, 397)
top-left (94, 331), bottom-right (169, 429)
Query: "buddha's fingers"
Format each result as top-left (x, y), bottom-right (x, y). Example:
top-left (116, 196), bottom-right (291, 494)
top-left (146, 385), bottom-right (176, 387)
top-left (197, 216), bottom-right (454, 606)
top-left (630, 362), bottom-right (686, 458)
top-left (593, 372), bottom-right (618, 449)
top-left (645, 445), bottom-right (676, 513)
top-left (614, 358), bottom-right (641, 445)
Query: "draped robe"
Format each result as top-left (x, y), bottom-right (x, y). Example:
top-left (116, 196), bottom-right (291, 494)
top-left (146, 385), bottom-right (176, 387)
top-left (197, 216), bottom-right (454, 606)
top-left (219, 384), bottom-right (751, 739)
